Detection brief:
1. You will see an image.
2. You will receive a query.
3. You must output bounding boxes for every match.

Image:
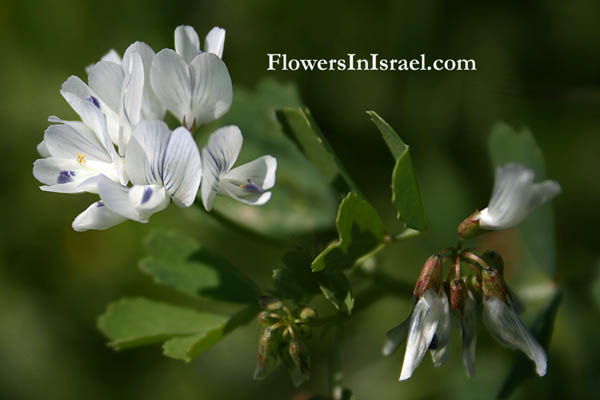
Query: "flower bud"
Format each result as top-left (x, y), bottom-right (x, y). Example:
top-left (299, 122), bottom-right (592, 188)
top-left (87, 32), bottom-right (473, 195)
top-left (481, 250), bottom-right (504, 276)
top-left (482, 268), bottom-right (509, 304)
top-left (450, 279), bottom-right (467, 313)
top-left (253, 326), bottom-right (282, 380)
top-left (258, 296), bottom-right (283, 311)
top-left (281, 338), bottom-right (310, 387)
top-left (298, 306), bottom-right (317, 322)
top-left (466, 274), bottom-right (482, 304)
top-left (257, 311), bottom-right (280, 330)
top-left (413, 254), bottom-right (443, 299)
top-left (458, 211), bottom-right (485, 239)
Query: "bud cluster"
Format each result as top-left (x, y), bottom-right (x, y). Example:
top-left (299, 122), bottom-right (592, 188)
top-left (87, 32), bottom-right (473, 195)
top-left (385, 247), bottom-right (547, 380)
top-left (254, 298), bottom-right (316, 387)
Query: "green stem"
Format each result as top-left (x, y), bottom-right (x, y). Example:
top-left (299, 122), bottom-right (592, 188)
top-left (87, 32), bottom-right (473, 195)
top-left (197, 204), bottom-right (291, 248)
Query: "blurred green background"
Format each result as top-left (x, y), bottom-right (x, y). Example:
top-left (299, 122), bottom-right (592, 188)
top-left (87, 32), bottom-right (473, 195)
top-left (1, 0), bottom-right (599, 399)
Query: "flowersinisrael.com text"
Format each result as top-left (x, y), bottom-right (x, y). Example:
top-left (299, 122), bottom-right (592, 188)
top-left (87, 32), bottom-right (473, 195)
top-left (267, 53), bottom-right (476, 72)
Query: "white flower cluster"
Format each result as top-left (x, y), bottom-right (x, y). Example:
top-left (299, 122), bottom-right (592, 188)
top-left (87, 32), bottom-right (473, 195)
top-left (33, 26), bottom-right (277, 231)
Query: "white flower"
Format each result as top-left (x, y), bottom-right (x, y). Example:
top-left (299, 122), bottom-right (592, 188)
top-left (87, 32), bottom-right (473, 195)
top-left (63, 42), bottom-right (164, 155)
top-left (459, 291), bottom-right (478, 377)
top-left (477, 163), bottom-right (561, 230)
top-left (33, 93), bottom-right (125, 194)
top-left (150, 26), bottom-right (232, 129)
top-left (482, 294), bottom-right (547, 376)
top-left (382, 288), bottom-right (452, 381)
top-left (72, 120), bottom-right (202, 231)
top-left (200, 125), bottom-right (277, 211)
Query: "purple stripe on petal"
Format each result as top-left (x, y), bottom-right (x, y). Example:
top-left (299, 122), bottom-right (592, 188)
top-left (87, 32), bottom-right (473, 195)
top-left (96, 201), bottom-right (104, 207)
top-left (57, 170), bottom-right (74, 184)
top-left (241, 179), bottom-right (264, 194)
top-left (87, 95), bottom-right (101, 109)
top-left (141, 187), bottom-right (153, 204)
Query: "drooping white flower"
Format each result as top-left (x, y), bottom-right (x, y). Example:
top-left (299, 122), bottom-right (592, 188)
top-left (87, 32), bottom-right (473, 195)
top-left (459, 291), bottom-right (478, 377)
top-left (481, 267), bottom-right (547, 376)
top-left (150, 26), bottom-right (232, 129)
top-left (200, 125), bottom-right (277, 211)
top-left (72, 120), bottom-right (202, 231)
top-left (33, 93), bottom-right (126, 194)
top-left (476, 163), bottom-right (561, 230)
top-left (63, 42), bottom-right (164, 155)
top-left (382, 288), bottom-right (452, 381)
top-left (482, 295), bottom-right (547, 376)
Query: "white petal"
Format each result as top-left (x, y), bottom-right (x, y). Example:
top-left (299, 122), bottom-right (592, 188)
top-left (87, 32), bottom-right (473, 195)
top-left (100, 49), bottom-right (122, 64)
top-left (175, 25), bottom-right (200, 64)
top-left (162, 127), bottom-right (202, 207)
top-left (219, 182), bottom-right (273, 206)
top-left (150, 49), bottom-right (192, 123)
top-left (204, 27), bottom-right (225, 58)
top-left (123, 42), bottom-right (164, 120)
top-left (479, 163), bottom-right (561, 230)
top-left (96, 176), bottom-right (144, 222)
top-left (431, 344), bottom-right (451, 367)
top-left (200, 126), bottom-right (243, 211)
top-left (87, 61), bottom-right (124, 114)
top-left (125, 120), bottom-right (171, 186)
top-left (460, 293), bottom-right (478, 378)
top-left (382, 313), bottom-right (411, 356)
top-left (72, 201), bottom-right (127, 232)
top-left (482, 295), bottom-right (547, 376)
top-left (434, 291), bottom-right (452, 349)
top-left (224, 155), bottom-right (277, 190)
top-left (61, 75), bottom-right (93, 100)
top-left (37, 141), bottom-right (50, 157)
top-left (118, 52), bottom-right (144, 154)
top-left (58, 92), bottom-right (114, 155)
top-left (189, 52), bottom-right (233, 125)
top-left (399, 289), bottom-right (442, 381)
top-left (129, 184), bottom-right (170, 218)
top-left (43, 123), bottom-right (111, 163)
top-left (33, 158), bottom-right (113, 193)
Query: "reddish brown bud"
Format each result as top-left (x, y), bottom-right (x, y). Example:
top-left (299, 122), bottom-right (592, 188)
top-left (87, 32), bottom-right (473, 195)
top-left (450, 279), bottom-right (467, 313)
top-left (458, 210), bottom-right (485, 239)
top-left (482, 268), bottom-right (509, 303)
top-left (481, 250), bottom-right (504, 276)
top-left (413, 254), bottom-right (443, 299)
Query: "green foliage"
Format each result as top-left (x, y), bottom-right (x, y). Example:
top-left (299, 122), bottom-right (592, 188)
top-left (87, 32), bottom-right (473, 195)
top-left (488, 123), bottom-right (558, 277)
top-left (312, 193), bottom-right (386, 272)
top-left (140, 230), bottom-right (261, 303)
top-left (498, 292), bottom-right (562, 398)
top-left (276, 107), bottom-right (362, 198)
top-left (366, 111), bottom-right (428, 231)
top-left (273, 249), bottom-right (354, 314)
top-left (273, 250), bottom-right (322, 300)
top-left (318, 271), bottom-right (354, 314)
top-left (98, 297), bottom-right (258, 362)
top-left (207, 79), bottom-right (338, 236)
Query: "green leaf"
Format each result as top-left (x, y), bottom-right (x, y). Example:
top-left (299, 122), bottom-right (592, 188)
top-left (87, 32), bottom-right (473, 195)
top-left (273, 250), bottom-right (321, 300)
top-left (97, 297), bottom-right (228, 350)
top-left (163, 304), bottom-right (259, 361)
top-left (488, 122), bottom-right (557, 276)
top-left (366, 111), bottom-right (428, 231)
top-left (276, 107), bottom-right (362, 198)
top-left (98, 298), bottom-right (259, 362)
top-left (312, 193), bottom-right (385, 272)
top-left (319, 271), bottom-right (354, 314)
top-left (497, 292), bottom-right (562, 398)
top-left (207, 79), bottom-right (338, 236)
top-left (140, 230), bottom-right (261, 303)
